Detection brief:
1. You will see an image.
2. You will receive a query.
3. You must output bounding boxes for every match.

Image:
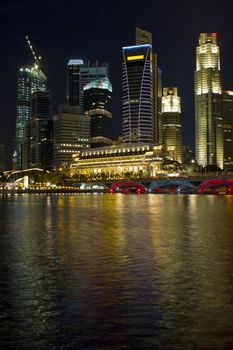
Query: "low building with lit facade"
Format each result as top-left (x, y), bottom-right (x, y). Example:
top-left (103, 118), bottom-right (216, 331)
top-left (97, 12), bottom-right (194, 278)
top-left (84, 78), bottom-right (112, 147)
top-left (223, 91), bottom-right (233, 169)
top-left (70, 144), bottom-right (177, 180)
top-left (53, 105), bottom-right (90, 170)
top-left (162, 87), bottom-right (183, 163)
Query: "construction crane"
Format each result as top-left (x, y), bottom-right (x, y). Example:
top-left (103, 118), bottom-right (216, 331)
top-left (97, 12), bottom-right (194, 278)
top-left (26, 35), bottom-right (41, 69)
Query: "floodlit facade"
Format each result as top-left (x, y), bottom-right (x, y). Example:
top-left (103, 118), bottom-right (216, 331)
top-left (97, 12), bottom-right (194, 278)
top-left (15, 66), bottom-right (47, 169)
top-left (195, 32), bottom-right (223, 168)
top-left (70, 144), bottom-right (166, 179)
top-left (67, 59), bottom-right (84, 106)
top-left (53, 105), bottom-right (90, 169)
top-left (223, 91), bottom-right (233, 169)
top-left (122, 44), bottom-right (153, 144)
top-left (162, 88), bottom-right (183, 163)
top-left (84, 78), bottom-right (112, 147)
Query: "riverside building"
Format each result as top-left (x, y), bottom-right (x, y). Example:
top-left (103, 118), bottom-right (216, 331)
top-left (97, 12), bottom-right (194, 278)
top-left (194, 32), bottom-right (223, 169)
top-left (70, 144), bottom-right (167, 179)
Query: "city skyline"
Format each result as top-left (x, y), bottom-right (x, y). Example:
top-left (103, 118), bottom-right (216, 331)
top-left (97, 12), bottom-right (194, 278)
top-left (1, 0), bottom-right (233, 166)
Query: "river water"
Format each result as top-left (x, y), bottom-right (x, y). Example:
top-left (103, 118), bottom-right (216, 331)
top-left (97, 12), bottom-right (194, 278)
top-left (0, 194), bottom-right (233, 350)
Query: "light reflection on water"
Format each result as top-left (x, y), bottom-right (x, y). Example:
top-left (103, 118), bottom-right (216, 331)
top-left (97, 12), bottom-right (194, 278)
top-left (0, 194), bottom-right (233, 349)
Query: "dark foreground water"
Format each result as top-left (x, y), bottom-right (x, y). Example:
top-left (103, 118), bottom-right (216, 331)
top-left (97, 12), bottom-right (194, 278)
top-left (1, 194), bottom-right (233, 350)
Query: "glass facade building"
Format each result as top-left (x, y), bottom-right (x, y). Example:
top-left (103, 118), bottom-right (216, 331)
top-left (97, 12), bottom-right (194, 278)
top-left (26, 90), bottom-right (53, 170)
top-left (15, 65), bottom-right (47, 169)
top-left (122, 44), bottom-right (153, 144)
top-left (67, 59), bottom-right (84, 106)
top-left (223, 91), bottom-right (233, 170)
top-left (194, 33), bottom-right (223, 169)
top-left (135, 27), bottom-right (162, 144)
top-left (162, 88), bottom-right (183, 163)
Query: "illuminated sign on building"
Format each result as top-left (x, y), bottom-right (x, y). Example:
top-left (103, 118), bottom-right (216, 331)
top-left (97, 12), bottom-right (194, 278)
top-left (127, 55), bottom-right (145, 61)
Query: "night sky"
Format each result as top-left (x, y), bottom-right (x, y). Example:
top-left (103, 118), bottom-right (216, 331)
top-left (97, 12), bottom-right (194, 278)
top-left (1, 0), bottom-right (233, 166)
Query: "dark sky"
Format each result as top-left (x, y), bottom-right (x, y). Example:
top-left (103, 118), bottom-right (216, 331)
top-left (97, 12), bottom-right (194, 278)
top-left (1, 0), bottom-right (233, 164)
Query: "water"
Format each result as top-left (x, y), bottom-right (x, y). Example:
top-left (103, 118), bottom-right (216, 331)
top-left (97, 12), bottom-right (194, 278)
top-left (1, 194), bottom-right (233, 350)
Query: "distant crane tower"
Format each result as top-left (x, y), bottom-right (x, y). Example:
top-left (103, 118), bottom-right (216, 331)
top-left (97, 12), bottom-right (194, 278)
top-left (26, 35), bottom-right (41, 69)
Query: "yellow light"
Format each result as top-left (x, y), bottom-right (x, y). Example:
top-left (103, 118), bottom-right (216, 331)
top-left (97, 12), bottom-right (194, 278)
top-left (127, 55), bottom-right (144, 61)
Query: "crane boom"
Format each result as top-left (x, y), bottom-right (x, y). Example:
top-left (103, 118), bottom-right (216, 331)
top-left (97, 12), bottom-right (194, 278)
top-left (26, 35), bottom-right (41, 68)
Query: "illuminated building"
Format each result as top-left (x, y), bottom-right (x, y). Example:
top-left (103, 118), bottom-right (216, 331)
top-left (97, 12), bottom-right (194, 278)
top-left (162, 88), bottom-right (183, 163)
top-left (15, 65), bottom-right (47, 169)
top-left (195, 33), bottom-right (223, 168)
top-left (79, 61), bottom-right (109, 113)
top-left (84, 78), bottom-right (112, 147)
top-left (23, 90), bottom-right (53, 170)
top-left (0, 143), bottom-right (5, 171)
top-left (53, 105), bottom-right (90, 169)
top-left (135, 27), bottom-right (162, 144)
top-left (223, 91), bottom-right (233, 169)
top-left (70, 144), bottom-right (170, 179)
top-left (122, 44), bottom-right (153, 143)
top-left (67, 59), bottom-right (84, 106)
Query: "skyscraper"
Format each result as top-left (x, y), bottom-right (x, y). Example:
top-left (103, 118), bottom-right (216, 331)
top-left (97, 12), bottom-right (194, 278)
top-left (135, 27), bottom-right (162, 144)
top-left (122, 44), bottom-right (153, 144)
top-left (15, 66), bottom-right (47, 169)
top-left (0, 143), bottom-right (5, 171)
top-left (79, 61), bottom-right (109, 113)
top-left (194, 32), bottom-right (223, 169)
top-left (67, 59), bottom-right (84, 106)
top-left (223, 91), bottom-right (233, 170)
top-left (84, 78), bottom-right (112, 147)
top-left (53, 105), bottom-right (90, 169)
top-left (162, 88), bottom-right (183, 163)
top-left (27, 90), bottom-right (53, 170)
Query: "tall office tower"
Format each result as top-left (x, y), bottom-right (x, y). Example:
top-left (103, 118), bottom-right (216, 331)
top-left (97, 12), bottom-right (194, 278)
top-left (162, 88), bottom-right (183, 163)
top-left (67, 59), bottom-right (84, 106)
top-left (84, 78), bottom-right (112, 147)
top-left (53, 105), bottom-right (90, 169)
top-left (15, 66), bottom-right (47, 169)
top-left (135, 27), bottom-right (162, 144)
top-left (223, 91), bottom-right (233, 169)
top-left (79, 61), bottom-right (109, 113)
top-left (0, 143), bottom-right (5, 171)
top-left (195, 32), bottom-right (223, 169)
top-left (24, 90), bottom-right (53, 170)
top-left (122, 44), bottom-right (153, 143)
